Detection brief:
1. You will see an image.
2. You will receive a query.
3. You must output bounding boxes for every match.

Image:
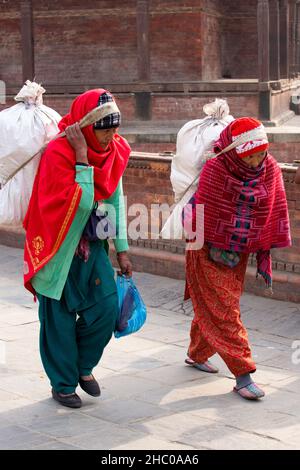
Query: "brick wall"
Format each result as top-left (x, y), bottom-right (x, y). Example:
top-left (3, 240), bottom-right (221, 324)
top-left (151, 94), bottom-right (259, 121)
top-left (221, 1), bottom-right (258, 79)
top-left (123, 156), bottom-right (300, 269)
top-left (140, 0), bottom-right (235, 82)
top-left (0, 0), bottom-right (260, 89)
top-left (201, 9), bottom-right (222, 80)
top-left (0, 90), bottom-right (260, 123)
top-left (150, 0), bottom-right (208, 81)
top-left (269, 142), bottom-right (300, 164)
top-left (0, 1), bottom-right (22, 85)
top-left (32, 0), bottom-right (138, 86)
top-left (119, 154), bottom-right (300, 302)
top-left (149, 0), bottom-right (259, 81)
top-left (0, 1), bottom-right (295, 126)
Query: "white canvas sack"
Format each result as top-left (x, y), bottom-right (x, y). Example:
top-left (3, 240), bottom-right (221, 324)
top-left (0, 81), bottom-right (61, 224)
top-left (161, 99), bottom-right (234, 239)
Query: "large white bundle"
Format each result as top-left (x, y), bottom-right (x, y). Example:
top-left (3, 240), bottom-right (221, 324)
top-left (0, 81), bottom-right (61, 224)
top-left (161, 99), bottom-right (234, 239)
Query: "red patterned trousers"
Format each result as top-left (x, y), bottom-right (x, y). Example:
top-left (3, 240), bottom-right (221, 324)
top-left (186, 244), bottom-right (256, 377)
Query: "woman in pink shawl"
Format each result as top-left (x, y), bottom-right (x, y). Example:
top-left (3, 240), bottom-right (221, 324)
top-left (185, 117), bottom-right (291, 400)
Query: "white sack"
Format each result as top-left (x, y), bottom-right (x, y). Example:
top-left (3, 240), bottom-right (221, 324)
top-left (161, 99), bottom-right (234, 239)
top-left (0, 81), bottom-right (61, 224)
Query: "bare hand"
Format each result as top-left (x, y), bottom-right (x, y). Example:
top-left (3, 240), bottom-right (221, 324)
top-left (117, 252), bottom-right (133, 278)
top-left (65, 123), bottom-right (88, 163)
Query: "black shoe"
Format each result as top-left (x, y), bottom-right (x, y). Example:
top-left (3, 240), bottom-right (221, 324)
top-left (79, 375), bottom-right (101, 397)
top-left (51, 389), bottom-right (82, 408)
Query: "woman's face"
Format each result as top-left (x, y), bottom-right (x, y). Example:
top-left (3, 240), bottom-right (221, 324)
top-left (94, 127), bottom-right (118, 149)
top-left (242, 150), bottom-right (267, 168)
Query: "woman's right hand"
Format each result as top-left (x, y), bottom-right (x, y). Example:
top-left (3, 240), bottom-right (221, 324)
top-left (65, 123), bottom-right (88, 164)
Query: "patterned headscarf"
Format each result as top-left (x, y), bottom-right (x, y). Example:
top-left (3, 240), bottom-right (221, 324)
top-left (93, 92), bottom-right (121, 129)
top-left (230, 117), bottom-right (269, 159)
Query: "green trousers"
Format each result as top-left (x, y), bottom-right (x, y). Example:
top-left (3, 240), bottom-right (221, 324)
top-left (37, 241), bottom-right (119, 394)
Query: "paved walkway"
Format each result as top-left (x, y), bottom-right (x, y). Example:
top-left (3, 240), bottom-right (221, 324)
top-left (0, 245), bottom-right (299, 450)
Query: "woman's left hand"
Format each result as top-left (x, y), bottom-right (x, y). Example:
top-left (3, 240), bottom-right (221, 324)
top-left (117, 251), bottom-right (133, 277)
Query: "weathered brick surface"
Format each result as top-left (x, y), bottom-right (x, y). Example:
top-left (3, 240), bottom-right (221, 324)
top-left (33, 0), bottom-right (138, 86)
top-left (0, 0), bottom-right (259, 88)
top-left (150, 7), bottom-right (202, 81)
top-left (1, 0), bottom-right (297, 124)
top-left (270, 142), bottom-right (300, 164)
top-left (122, 155), bottom-right (300, 277)
top-left (201, 12), bottom-right (222, 80)
top-left (221, 1), bottom-right (258, 79)
top-left (0, 92), bottom-right (259, 124)
top-left (0, 2), bottom-right (22, 85)
top-left (151, 94), bottom-right (259, 121)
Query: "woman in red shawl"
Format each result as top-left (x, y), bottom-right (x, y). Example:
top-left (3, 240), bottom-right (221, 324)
top-left (184, 117), bottom-right (291, 400)
top-left (23, 89), bottom-right (132, 408)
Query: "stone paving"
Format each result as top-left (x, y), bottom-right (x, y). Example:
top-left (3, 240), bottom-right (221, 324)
top-left (0, 244), bottom-right (300, 450)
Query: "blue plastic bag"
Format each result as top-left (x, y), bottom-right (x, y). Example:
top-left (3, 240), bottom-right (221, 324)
top-left (114, 275), bottom-right (147, 338)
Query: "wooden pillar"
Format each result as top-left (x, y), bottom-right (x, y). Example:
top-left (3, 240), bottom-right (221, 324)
top-left (136, 0), bottom-right (150, 82)
top-left (258, 0), bottom-right (271, 120)
top-left (280, 0), bottom-right (290, 78)
top-left (257, 0), bottom-right (270, 82)
top-left (136, 0), bottom-right (151, 120)
top-left (269, 0), bottom-right (281, 80)
top-left (21, 0), bottom-right (35, 82)
top-left (289, 0), bottom-right (297, 76)
top-left (296, 2), bottom-right (300, 74)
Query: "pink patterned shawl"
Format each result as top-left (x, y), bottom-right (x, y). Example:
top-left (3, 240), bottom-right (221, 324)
top-left (193, 123), bottom-right (291, 287)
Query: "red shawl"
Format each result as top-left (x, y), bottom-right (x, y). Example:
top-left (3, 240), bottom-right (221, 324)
top-left (23, 89), bottom-right (130, 295)
top-left (196, 127), bottom-right (291, 252)
top-left (191, 122), bottom-right (291, 288)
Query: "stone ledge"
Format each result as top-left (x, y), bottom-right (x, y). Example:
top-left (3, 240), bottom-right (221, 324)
top-left (123, 122), bottom-right (300, 145)
top-left (263, 111), bottom-right (296, 128)
top-left (5, 80), bottom-right (260, 96)
top-left (129, 152), bottom-right (300, 177)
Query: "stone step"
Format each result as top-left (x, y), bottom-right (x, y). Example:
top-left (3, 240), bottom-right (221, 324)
top-left (122, 119), bottom-right (300, 145)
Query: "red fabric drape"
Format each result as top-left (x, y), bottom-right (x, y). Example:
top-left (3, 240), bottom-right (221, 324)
top-left (23, 89), bottom-right (130, 295)
top-left (194, 123), bottom-right (291, 253)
